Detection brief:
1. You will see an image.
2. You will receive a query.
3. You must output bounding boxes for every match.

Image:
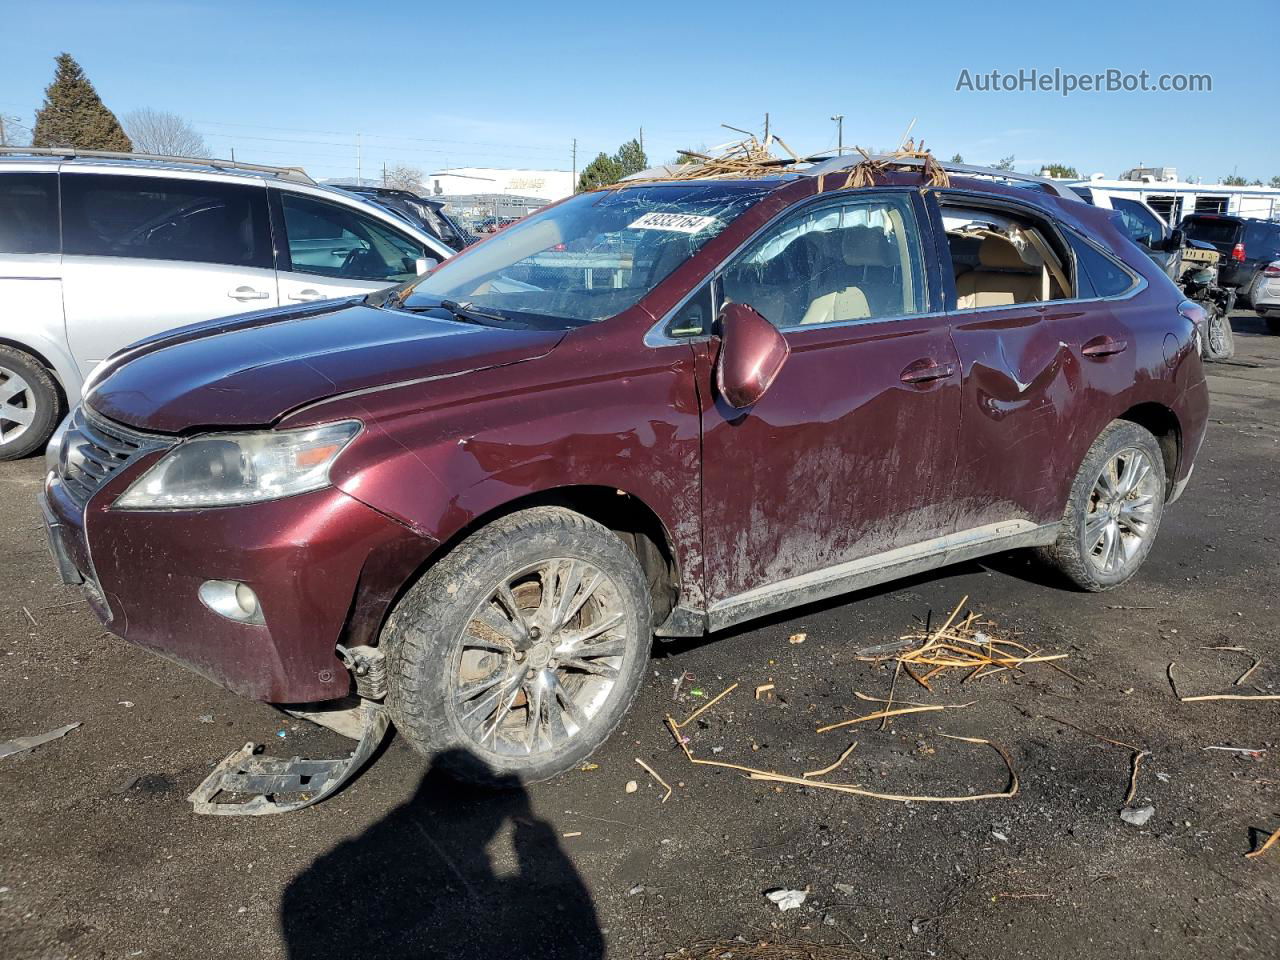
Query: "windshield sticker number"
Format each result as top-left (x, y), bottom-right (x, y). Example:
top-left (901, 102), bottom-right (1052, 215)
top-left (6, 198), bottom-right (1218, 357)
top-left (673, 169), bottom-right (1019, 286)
top-left (627, 212), bottom-right (717, 234)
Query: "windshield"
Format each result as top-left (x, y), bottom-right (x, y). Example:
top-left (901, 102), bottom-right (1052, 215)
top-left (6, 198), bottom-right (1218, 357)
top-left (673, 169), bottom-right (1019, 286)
top-left (396, 182), bottom-right (775, 324)
top-left (1183, 217), bottom-right (1241, 247)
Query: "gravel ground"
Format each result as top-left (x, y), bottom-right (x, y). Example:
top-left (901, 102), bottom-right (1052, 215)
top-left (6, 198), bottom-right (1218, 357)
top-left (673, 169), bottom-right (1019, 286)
top-left (2, 312), bottom-right (1278, 960)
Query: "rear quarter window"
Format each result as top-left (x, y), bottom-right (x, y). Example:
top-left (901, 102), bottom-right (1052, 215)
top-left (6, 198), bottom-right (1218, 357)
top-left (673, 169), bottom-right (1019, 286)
top-left (1070, 234), bottom-right (1139, 298)
top-left (0, 173), bottom-right (59, 254)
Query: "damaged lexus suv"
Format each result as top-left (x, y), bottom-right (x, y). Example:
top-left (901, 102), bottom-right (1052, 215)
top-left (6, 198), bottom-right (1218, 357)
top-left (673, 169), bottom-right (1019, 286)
top-left (40, 154), bottom-right (1208, 804)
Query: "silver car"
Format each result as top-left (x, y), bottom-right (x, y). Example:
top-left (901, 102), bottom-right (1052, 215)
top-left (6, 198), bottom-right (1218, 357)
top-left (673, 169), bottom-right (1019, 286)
top-left (1253, 261), bottom-right (1280, 335)
top-left (0, 149), bottom-right (453, 459)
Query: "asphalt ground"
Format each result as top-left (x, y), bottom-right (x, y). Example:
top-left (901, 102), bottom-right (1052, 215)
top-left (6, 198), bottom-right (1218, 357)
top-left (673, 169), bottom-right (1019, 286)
top-left (2, 311), bottom-right (1278, 960)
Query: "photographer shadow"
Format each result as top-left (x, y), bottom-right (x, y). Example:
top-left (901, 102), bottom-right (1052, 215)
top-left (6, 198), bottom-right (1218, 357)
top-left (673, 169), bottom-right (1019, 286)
top-left (280, 747), bottom-right (604, 960)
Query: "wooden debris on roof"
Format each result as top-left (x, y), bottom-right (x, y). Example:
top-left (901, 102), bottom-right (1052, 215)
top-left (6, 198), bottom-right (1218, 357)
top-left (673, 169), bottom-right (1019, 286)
top-left (823, 139), bottom-right (951, 192)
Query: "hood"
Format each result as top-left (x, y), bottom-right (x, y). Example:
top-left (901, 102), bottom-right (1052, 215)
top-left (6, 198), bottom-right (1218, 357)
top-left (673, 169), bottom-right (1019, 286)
top-left (87, 298), bottom-right (565, 433)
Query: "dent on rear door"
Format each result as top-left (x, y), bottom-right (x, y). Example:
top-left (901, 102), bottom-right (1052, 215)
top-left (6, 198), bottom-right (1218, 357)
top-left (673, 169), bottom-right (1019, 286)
top-left (949, 300), bottom-right (1114, 528)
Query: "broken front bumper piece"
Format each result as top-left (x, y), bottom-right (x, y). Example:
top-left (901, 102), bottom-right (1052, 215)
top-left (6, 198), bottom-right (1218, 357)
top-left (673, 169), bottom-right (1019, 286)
top-left (188, 700), bottom-right (390, 816)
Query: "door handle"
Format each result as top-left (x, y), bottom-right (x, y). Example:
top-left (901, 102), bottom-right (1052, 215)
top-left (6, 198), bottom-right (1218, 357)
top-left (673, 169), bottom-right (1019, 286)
top-left (228, 286), bottom-right (270, 301)
top-left (288, 289), bottom-right (326, 302)
top-left (1081, 335), bottom-right (1129, 358)
top-left (900, 358), bottom-right (957, 385)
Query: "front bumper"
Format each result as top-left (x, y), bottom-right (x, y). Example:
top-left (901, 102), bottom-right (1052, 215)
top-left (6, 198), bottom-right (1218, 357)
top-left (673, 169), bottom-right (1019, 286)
top-left (41, 464), bottom-right (436, 703)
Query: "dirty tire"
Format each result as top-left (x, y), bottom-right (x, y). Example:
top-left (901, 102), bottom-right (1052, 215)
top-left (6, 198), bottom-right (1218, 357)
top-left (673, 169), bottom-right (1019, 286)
top-left (1203, 308), bottom-right (1235, 361)
top-left (383, 506), bottom-right (652, 785)
top-left (0, 346), bottom-right (60, 461)
top-left (1037, 421), bottom-right (1166, 592)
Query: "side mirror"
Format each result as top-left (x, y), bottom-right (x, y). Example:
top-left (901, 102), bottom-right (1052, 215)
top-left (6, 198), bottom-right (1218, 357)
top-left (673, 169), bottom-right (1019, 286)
top-left (1164, 228), bottom-right (1184, 252)
top-left (715, 302), bottom-right (790, 409)
top-left (415, 256), bottom-right (440, 276)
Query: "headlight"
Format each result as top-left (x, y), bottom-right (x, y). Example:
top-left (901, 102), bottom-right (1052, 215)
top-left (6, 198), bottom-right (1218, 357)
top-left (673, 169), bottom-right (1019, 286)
top-left (114, 421), bottom-right (361, 509)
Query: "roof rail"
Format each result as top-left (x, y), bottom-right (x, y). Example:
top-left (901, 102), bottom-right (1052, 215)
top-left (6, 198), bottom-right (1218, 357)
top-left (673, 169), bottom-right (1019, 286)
top-left (0, 146), bottom-right (315, 184)
top-left (802, 154), bottom-right (1080, 200)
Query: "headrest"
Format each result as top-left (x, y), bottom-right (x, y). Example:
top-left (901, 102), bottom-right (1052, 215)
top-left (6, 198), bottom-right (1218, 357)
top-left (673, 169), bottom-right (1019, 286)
top-left (842, 226), bottom-right (894, 267)
top-left (978, 235), bottom-right (1033, 271)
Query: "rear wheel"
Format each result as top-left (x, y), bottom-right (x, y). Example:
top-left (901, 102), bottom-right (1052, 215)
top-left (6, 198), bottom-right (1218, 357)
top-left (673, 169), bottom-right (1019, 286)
top-left (384, 506), bottom-right (652, 784)
top-left (0, 347), bottom-right (60, 461)
top-left (1202, 306), bottom-right (1235, 360)
top-left (1038, 421), bottom-right (1166, 591)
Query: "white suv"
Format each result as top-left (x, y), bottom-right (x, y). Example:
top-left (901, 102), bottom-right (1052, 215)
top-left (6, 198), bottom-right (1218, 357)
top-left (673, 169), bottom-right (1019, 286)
top-left (0, 149), bottom-right (454, 459)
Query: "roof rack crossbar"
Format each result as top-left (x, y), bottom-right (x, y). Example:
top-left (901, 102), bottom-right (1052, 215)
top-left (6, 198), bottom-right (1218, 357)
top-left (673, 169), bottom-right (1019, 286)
top-left (0, 146), bottom-right (315, 184)
top-left (802, 154), bottom-right (1078, 199)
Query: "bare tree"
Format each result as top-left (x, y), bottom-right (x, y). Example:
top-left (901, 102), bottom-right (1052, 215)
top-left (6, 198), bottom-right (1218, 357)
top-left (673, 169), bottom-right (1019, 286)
top-left (123, 108), bottom-right (208, 157)
top-left (383, 164), bottom-right (424, 192)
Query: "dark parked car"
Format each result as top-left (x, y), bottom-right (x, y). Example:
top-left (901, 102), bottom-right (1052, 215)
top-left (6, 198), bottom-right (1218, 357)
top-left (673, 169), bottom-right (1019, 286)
top-left (1179, 213), bottom-right (1280, 303)
top-left (40, 159), bottom-right (1208, 798)
top-left (336, 185), bottom-right (476, 252)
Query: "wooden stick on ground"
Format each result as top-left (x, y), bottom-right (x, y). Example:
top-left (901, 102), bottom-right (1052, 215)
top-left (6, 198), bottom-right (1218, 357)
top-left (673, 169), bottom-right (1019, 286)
top-left (634, 757), bottom-right (673, 803)
top-left (816, 702), bottom-right (974, 734)
top-left (1169, 662), bottom-right (1280, 701)
top-left (1245, 827), bottom-right (1280, 860)
top-left (802, 742), bottom-right (858, 779)
top-left (664, 686), bottom-right (1017, 804)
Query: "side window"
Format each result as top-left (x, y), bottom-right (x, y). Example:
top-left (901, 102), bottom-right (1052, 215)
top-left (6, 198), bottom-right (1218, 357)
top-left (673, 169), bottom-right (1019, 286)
top-left (1245, 221), bottom-right (1280, 260)
top-left (942, 202), bottom-right (1073, 308)
top-left (1070, 234), bottom-right (1138, 298)
top-left (61, 174), bottom-right (271, 268)
top-left (0, 173), bottom-right (59, 254)
top-left (720, 195), bottom-right (924, 329)
top-left (1112, 198), bottom-right (1165, 248)
top-left (280, 193), bottom-right (427, 282)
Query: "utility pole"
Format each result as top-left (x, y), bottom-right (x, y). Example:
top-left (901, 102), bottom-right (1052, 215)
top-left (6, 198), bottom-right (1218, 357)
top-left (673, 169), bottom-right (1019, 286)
top-left (831, 114), bottom-right (843, 155)
top-left (571, 138), bottom-right (577, 192)
top-left (356, 132), bottom-right (362, 185)
top-left (639, 127), bottom-right (644, 154)
top-left (0, 115), bottom-right (7, 147)
top-left (382, 161), bottom-right (387, 187)
top-left (763, 112), bottom-right (770, 143)
top-left (230, 146), bottom-right (235, 162)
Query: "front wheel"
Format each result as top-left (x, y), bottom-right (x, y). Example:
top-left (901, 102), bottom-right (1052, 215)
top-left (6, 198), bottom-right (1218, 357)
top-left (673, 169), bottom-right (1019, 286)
top-left (1038, 421), bottom-right (1167, 591)
top-left (384, 506), bottom-right (653, 784)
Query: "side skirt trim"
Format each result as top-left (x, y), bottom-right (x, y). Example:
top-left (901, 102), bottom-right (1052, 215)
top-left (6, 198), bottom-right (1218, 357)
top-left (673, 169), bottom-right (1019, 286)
top-left (688, 520), bottom-right (1058, 634)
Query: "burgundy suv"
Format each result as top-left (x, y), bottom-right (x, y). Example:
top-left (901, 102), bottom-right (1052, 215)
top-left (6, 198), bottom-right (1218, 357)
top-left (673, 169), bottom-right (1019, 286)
top-left (40, 159), bottom-right (1208, 785)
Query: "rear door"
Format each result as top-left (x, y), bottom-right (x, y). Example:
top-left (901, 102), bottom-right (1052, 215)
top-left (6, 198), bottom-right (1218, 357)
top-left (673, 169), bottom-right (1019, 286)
top-left (271, 189), bottom-right (436, 303)
top-left (697, 190), bottom-right (962, 614)
top-left (60, 171), bottom-right (278, 373)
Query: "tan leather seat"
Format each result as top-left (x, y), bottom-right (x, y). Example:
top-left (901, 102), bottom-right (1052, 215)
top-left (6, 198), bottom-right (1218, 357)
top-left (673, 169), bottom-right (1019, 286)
top-left (800, 227), bottom-right (884, 325)
top-left (955, 235), bottom-right (1042, 309)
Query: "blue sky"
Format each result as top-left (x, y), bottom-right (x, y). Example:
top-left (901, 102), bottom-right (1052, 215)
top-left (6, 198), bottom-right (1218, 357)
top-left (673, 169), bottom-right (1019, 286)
top-left (1, 0), bottom-right (1275, 184)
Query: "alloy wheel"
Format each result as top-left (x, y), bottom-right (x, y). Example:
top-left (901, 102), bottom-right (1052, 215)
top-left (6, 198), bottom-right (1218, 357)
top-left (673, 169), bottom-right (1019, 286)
top-left (1084, 447), bottom-right (1160, 576)
top-left (0, 366), bottom-right (36, 445)
top-left (451, 558), bottom-right (629, 757)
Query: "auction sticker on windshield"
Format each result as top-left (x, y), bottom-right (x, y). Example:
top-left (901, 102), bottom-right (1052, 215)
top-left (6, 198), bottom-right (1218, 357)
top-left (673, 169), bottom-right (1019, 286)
top-left (627, 212), bottom-right (717, 234)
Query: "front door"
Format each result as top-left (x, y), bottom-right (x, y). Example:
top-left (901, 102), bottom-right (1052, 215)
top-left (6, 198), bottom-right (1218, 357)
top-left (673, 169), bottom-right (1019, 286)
top-left (272, 190), bottom-right (431, 304)
top-left (698, 191), bottom-right (962, 615)
top-left (59, 172), bottom-right (278, 374)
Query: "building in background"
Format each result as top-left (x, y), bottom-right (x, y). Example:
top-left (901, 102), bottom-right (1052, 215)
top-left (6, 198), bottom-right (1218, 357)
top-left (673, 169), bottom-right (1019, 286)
top-left (1051, 166), bottom-right (1280, 224)
top-left (426, 167), bottom-right (573, 203)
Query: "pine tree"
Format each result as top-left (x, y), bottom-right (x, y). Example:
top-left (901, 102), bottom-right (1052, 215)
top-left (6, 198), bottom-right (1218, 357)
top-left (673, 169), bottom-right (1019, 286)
top-left (577, 152), bottom-right (623, 192)
top-left (615, 138), bottom-right (648, 178)
top-left (32, 53), bottom-right (133, 151)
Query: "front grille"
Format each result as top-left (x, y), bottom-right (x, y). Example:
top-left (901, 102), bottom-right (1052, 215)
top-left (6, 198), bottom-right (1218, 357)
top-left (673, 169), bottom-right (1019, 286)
top-left (58, 406), bottom-right (172, 509)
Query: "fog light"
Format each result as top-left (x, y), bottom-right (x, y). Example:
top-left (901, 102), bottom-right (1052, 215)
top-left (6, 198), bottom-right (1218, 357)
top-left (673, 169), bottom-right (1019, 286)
top-left (199, 580), bottom-right (265, 625)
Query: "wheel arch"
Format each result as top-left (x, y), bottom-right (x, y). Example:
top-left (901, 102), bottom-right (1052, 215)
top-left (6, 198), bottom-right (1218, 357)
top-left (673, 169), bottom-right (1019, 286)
top-left (0, 335), bottom-right (76, 410)
top-left (400, 485), bottom-right (681, 634)
top-left (1116, 401), bottom-right (1181, 498)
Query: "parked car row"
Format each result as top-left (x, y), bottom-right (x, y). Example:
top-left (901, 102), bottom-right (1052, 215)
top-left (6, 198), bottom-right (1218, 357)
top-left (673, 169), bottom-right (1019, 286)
top-left (33, 153), bottom-right (1208, 806)
top-left (0, 149), bottom-right (454, 459)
